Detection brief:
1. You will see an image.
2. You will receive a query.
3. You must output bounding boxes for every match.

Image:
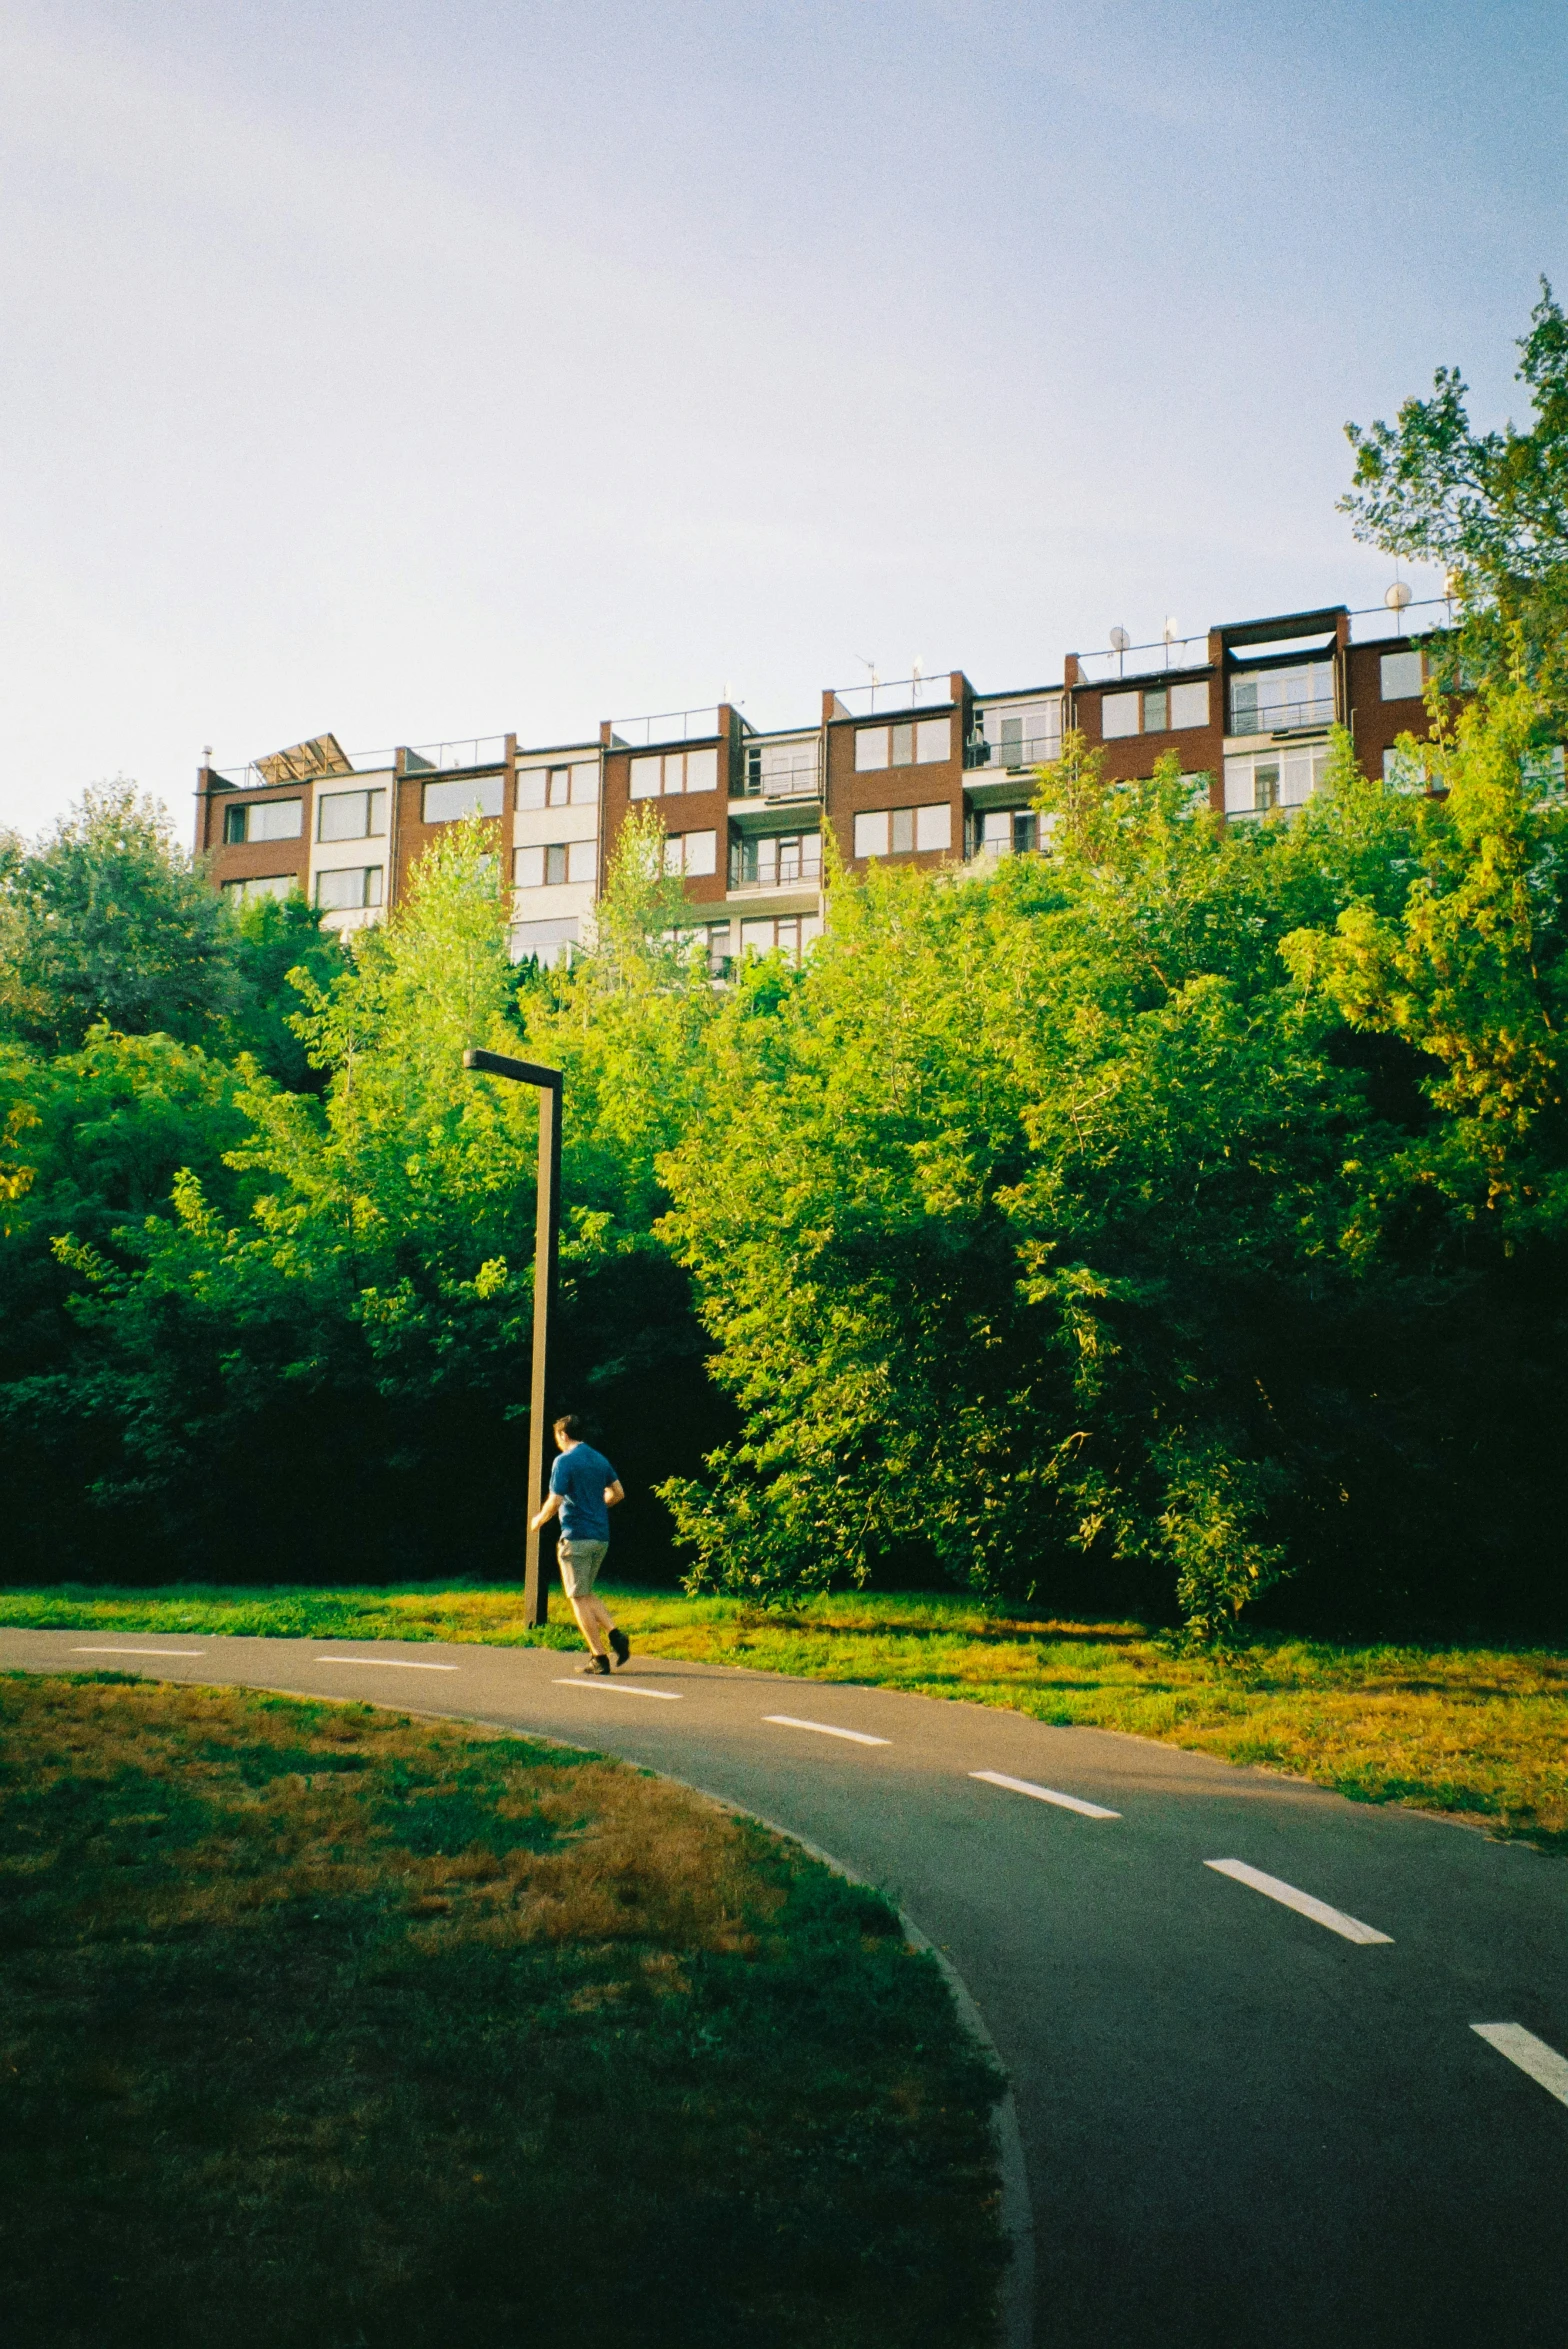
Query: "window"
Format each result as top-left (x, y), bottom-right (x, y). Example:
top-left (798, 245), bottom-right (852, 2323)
top-left (315, 865), bottom-right (384, 910)
top-left (854, 719), bottom-right (951, 771)
top-left (221, 873), bottom-right (295, 903)
top-left (662, 829), bottom-right (717, 878)
top-left (1523, 744), bottom-right (1566, 796)
top-left (1383, 746), bottom-right (1431, 793)
top-left (1228, 662), bottom-right (1335, 735)
top-left (512, 917), bottom-right (579, 967)
top-left (731, 831), bottom-right (822, 887)
top-left (628, 746), bottom-right (719, 799)
top-left (976, 809), bottom-right (1040, 856)
top-left (968, 699), bottom-right (1063, 769)
top-left (853, 802), bottom-right (950, 857)
top-left (422, 775), bottom-right (504, 824)
top-left (1380, 650), bottom-right (1424, 702)
top-left (317, 787), bottom-right (387, 842)
top-left (223, 798), bottom-right (302, 844)
top-left (514, 840), bottom-right (596, 887)
top-left (738, 914), bottom-right (824, 961)
top-left (744, 738), bottom-right (820, 798)
top-left (517, 761), bottom-right (599, 810)
top-left (1223, 746), bottom-right (1329, 815)
top-left (1100, 681), bottom-right (1209, 740)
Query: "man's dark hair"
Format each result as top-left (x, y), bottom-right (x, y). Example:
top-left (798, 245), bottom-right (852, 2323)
top-left (553, 1412), bottom-right (584, 1441)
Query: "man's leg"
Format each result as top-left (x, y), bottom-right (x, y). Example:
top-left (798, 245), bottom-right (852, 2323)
top-left (569, 1592), bottom-right (610, 1656)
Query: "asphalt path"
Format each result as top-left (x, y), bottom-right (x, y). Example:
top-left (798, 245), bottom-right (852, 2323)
top-left (5, 1625), bottom-right (1566, 2348)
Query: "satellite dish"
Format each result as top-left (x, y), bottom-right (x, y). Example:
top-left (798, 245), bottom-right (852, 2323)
top-left (1109, 626), bottom-right (1131, 653)
top-left (1385, 582), bottom-right (1412, 612)
top-left (1162, 617), bottom-right (1179, 644)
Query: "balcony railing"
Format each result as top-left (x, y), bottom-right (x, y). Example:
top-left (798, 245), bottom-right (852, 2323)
top-left (1227, 692), bottom-right (1336, 736)
top-left (728, 845), bottom-right (823, 892)
top-left (964, 729), bottom-right (1060, 772)
top-left (737, 740), bottom-right (823, 800)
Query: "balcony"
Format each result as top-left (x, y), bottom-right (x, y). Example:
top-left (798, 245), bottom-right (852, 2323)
top-left (1227, 666), bottom-right (1336, 737)
top-left (728, 833), bottom-right (823, 893)
top-left (736, 737), bottom-right (822, 801)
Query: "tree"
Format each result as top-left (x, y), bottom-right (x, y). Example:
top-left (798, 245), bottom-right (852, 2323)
top-left (1340, 280), bottom-right (1568, 708)
top-left (0, 785), bottom-right (241, 1053)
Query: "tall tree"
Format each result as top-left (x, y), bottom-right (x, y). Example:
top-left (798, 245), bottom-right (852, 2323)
top-left (1340, 280), bottom-right (1568, 709)
top-left (0, 785), bottom-right (240, 1053)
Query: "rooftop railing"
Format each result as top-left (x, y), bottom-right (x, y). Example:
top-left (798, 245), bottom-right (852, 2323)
top-left (1347, 595), bottom-right (1453, 643)
top-left (829, 673), bottom-right (955, 719)
top-left (1072, 633), bottom-right (1210, 686)
top-left (403, 735), bottom-right (510, 773)
top-left (608, 706), bottom-right (723, 749)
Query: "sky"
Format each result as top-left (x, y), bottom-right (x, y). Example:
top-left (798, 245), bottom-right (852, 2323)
top-left (2, 0), bottom-right (1565, 843)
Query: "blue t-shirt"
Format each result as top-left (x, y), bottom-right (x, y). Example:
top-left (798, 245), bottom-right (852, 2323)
top-left (550, 1443), bottom-right (619, 1543)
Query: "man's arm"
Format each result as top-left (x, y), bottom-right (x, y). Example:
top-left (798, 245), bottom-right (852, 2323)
top-left (530, 1489), bottom-right (563, 1533)
top-left (605, 1481), bottom-right (625, 1508)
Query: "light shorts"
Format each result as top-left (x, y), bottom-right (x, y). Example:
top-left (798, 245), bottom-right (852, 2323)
top-left (557, 1536), bottom-right (608, 1598)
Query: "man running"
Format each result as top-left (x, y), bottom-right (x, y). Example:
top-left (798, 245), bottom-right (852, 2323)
top-left (530, 1414), bottom-right (629, 1674)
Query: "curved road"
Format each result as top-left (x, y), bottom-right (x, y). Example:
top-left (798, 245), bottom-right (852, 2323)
top-left (6, 1626), bottom-right (1566, 2348)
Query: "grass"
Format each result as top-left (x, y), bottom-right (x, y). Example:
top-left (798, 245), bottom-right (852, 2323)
top-left (6, 1579), bottom-right (1567, 1852)
top-left (0, 1672), bottom-right (1004, 2349)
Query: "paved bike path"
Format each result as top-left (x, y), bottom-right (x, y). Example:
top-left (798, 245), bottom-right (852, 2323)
top-left (5, 1627), bottom-right (1566, 2348)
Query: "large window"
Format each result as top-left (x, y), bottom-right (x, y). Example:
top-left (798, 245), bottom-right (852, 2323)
top-left (514, 840), bottom-right (597, 887)
top-left (738, 914), bottom-right (824, 962)
top-left (968, 700), bottom-right (1062, 769)
top-left (315, 865), bottom-right (384, 910)
top-left (1100, 681), bottom-right (1209, 739)
top-left (731, 832), bottom-right (822, 887)
top-left (1228, 662), bottom-right (1334, 735)
top-left (1223, 745), bottom-right (1329, 816)
top-left (854, 717), bottom-right (951, 771)
top-left (662, 829), bottom-right (718, 878)
top-left (317, 787), bottom-right (387, 842)
top-left (975, 809), bottom-right (1040, 856)
top-left (628, 746), bottom-right (719, 799)
top-left (221, 874), bottom-right (295, 903)
top-left (223, 798), bottom-right (302, 844)
top-left (1380, 650), bottom-right (1424, 702)
top-left (517, 761), bottom-right (598, 810)
top-left (852, 802), bottom-right (952, 857)
top-left (422, 775), bottom-right (505, 824)
top-left (512, 917), bottom-right (579, 967)
top-left (743, 738), bottom-right (820, 798)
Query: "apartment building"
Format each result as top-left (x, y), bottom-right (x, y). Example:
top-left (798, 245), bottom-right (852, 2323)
top-left (193, 593), bottom-right (1455, 963)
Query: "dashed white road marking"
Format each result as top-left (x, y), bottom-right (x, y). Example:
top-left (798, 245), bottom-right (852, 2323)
top-left (1204, 1858), bottom-right (1392, 1944)
top-left (552, 1679), bottom-right (682, 1700)
top-left (72, 1645), bottom-right (206, 1657)
top-left (312, 1655), bottom-right (460, 1671)
top-left (971, 1769), bottom-right (1120, 1819)
top-left (764, 1714), bottom-right (889, 1746)
top-left (1472, 2024), bottom-right (1568, 2108)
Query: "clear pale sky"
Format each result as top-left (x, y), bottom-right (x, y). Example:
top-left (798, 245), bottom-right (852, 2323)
top-left (3, 0), bottom-right (1565, 843)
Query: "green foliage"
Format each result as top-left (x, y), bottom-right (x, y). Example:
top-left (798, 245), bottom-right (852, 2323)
top-left (1341, 279), bottom-right (1568, 710)
top-left (0, 785), bottom-right (240, 1053)
top-left (659, 722), bottom-right (1568, 1637)
top-left (0, 816), bottom-right (726, 1586)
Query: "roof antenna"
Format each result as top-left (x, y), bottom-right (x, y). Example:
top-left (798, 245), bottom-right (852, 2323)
top-left (1109, 626), bottom-right (1131, 677)
top-left (856, 655), bottom-right (880, 711)
top-left (1162, 617), bottom-right (1179, 670)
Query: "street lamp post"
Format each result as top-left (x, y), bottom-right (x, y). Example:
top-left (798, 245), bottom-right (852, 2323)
top-left (461, 1047), bottom-right (563, 1628)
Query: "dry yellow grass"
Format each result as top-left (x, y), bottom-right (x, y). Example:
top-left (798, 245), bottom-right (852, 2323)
top-left (1, 1672), bottom-right (1004, 2349)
